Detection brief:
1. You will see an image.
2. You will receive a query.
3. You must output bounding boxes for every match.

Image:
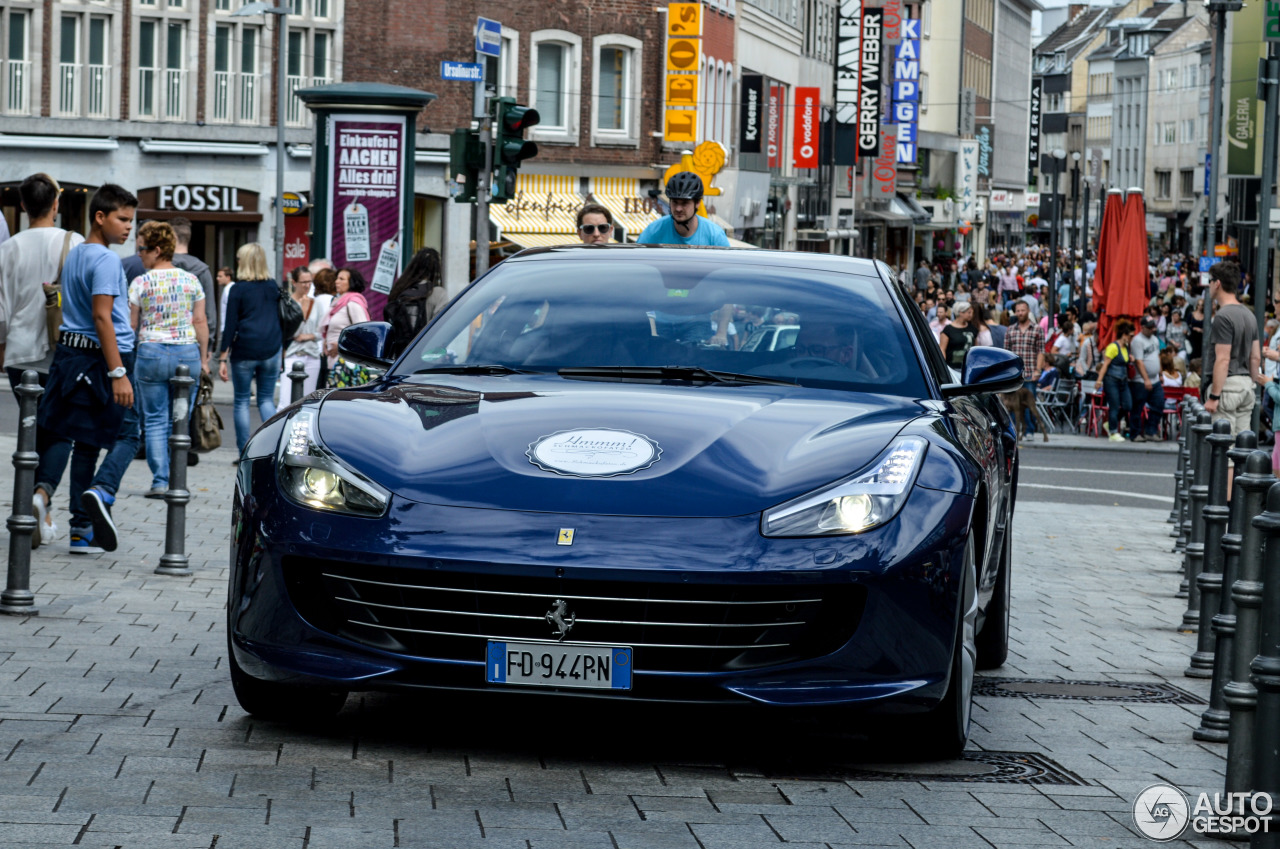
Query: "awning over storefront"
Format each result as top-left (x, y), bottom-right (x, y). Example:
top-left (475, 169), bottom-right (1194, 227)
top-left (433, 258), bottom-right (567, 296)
top-left (894, 193), bottom-right (933, 225)
top-left (588, 177), bottom-right (660, 239)
top-left (488, 174), bottom-right (584, 236)
top-left (501, 232), bottom-right (585, 249)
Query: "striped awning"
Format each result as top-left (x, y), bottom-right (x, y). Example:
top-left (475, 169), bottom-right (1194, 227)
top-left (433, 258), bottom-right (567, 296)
top-left (588, 177), bottom-right (661, 239)
top-left (503, 232), bottom-right (588, 248)
top-left (488, 174), bottom-right (584, 235)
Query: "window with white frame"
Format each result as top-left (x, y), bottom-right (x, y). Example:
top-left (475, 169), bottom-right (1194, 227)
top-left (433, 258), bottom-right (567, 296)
top-left (2, 8), bottom-right (32, 115)
top-left (482, 26), bottom-right (519, 100)
top-left (273, 0), bottom-right (339, 127)
top-left (1162, 122), bottom-right (1175, 144)
top-left (591, 33), bottom-right (640, 146)
top-left (136, 18), bottom-right (187, 119)
top-left (211, 22), bottom-right (261, 123)
top-left (1045, 91), bottom-right (1062, 112)
top-left (1164, 68), bottom-right (1177, 91)
top-left (1180, 169), bottom-right (1194, 198)
top-left (58, 11), bottom-right (113, 118)
top-left (1180, 118), bottom-right (1194, 143)
top-left (1184, 63), bottom-right (1197, 89)
top-left (1156, 169), bottom-right (1171, 199)
top-left (529, 29), bottom-right (580, 143)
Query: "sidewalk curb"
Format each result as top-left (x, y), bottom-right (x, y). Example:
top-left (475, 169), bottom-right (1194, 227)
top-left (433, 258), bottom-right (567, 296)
top-left (1018, 440), bottom-right (1179, 455)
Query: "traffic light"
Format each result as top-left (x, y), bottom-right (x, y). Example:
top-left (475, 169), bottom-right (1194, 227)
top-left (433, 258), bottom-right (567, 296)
top-left (490, 97), bottom-right (540, 203)
top-left (449, 128), bottom-right (483, 203)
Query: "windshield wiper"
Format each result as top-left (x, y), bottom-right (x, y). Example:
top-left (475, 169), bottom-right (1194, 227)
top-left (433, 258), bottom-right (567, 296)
top-left (558, 366), bottom-right (796, 387)
top-left (413, 364), bottom-right (535, 376)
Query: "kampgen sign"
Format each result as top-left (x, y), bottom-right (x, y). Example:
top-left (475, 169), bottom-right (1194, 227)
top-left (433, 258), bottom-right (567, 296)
top-left (857, 8), bottom-right (883, 160)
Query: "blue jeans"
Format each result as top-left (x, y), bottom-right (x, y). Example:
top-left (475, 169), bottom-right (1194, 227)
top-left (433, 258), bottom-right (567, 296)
top-left (137, 342), bottom-right (202, 489)
top-left (1129, 380), bottom-right (1164, 438)
top-left (1103, 375), bottom-right (1131, 434)
top-left (231, 351), bottom-right (281, 454)
top-left (34, 348), bottom-right (140, 534)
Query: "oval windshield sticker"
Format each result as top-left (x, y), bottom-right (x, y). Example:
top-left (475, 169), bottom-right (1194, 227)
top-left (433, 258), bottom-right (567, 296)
top-left (527, 429), bottom-right (661, 477)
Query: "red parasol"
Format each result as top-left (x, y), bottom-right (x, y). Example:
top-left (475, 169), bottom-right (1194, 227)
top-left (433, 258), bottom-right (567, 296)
top-left (1110, 188), bottom-right (1152, 318)
top-left (1094, 189), bottom-right (1125, 347)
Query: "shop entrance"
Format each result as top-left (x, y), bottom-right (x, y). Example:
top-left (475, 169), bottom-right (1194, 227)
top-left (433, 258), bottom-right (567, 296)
top-left (134, 185), bottom-right (263, 275)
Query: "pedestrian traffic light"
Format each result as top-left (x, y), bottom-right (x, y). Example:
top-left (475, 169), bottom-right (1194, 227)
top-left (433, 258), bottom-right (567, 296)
top-left (490, 97), bottom-right (540, 203)
top-left (449, 128), bottom-right (483, 204)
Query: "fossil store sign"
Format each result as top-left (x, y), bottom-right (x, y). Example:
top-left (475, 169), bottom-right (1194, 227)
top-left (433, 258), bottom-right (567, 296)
top-left (137, 185), bottom-right (260, 218)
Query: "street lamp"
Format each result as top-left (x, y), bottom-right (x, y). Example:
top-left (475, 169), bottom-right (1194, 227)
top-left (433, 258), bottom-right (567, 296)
top-left (1047, 148), bottom-right (1067, 329)
top-left (233, 1), bottom-right (289, 287)
top-left (1070, 151), bottom-right (1081, 312)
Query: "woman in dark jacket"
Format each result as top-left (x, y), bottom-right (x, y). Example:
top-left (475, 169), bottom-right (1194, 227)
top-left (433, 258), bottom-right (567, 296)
top-left (217, 242), bottom-right (283, 453)
top-left (383, 247), bottom-right (449, 358)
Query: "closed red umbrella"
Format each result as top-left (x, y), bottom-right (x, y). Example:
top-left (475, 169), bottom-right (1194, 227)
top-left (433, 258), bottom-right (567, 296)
top-left (1095, 189), bottom-right (1125, 347)
top-left (1110, 188), bottom-right (1152, 318)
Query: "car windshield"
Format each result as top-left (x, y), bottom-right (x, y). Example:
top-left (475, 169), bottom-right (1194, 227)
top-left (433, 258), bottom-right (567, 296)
top-left (395, 256), bottom-right (929, 397)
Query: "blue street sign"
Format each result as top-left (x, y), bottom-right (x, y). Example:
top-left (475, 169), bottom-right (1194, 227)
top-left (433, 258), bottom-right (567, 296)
top-left (476, 17), bottom-right (501, 57)
top-left (442, 61), bottom-right (484, 82)
top-left (1199, 256), bottom-right (1222, 272)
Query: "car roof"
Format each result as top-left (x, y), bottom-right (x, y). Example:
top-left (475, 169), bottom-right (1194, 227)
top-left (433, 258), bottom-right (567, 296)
top-left (503, 244), bottom-right (884, 277)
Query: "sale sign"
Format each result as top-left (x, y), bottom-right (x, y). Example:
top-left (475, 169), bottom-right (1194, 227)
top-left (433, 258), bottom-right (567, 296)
top-left (326, 114), bottom-right (407, 320)
top-left (793, 86), bottom-right (819, 169)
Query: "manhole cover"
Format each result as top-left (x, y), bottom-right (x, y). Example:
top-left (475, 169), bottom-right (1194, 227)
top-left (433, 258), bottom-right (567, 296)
top-left (748, 750), bottom-right (1089, 785)
top-left (974, 677), bottom-right (1206, 704)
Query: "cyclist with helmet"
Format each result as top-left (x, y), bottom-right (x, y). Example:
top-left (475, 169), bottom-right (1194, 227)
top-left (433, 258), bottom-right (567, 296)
top-left (638, 172), bottom-right (731, 247)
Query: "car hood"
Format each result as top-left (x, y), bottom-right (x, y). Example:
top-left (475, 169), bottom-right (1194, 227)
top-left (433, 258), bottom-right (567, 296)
top-left (316, 375), bottom-right (923, 517)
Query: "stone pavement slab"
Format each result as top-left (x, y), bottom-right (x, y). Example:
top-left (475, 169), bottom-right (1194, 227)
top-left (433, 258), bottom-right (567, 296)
top-left (0, 428), bottom-right (1240, 848)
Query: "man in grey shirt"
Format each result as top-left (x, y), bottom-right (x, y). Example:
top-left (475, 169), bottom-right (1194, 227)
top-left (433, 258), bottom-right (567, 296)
top-left (1128, 316), bottom-right (1163, 441)
top-left (169, 217), bottom-right (217, 349)
top-left (914, 261), bottom-right (932, 292)
top-left (1202, 262), bottom-right (1261, 443)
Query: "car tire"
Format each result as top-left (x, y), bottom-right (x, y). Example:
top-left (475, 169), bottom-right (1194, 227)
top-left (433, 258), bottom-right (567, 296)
top-left (976, 530), bottom-right (1011, 670)
top-left (227, 637), bottom-right (348, 723)
top-left (906, 536), bottom-right (977, 760)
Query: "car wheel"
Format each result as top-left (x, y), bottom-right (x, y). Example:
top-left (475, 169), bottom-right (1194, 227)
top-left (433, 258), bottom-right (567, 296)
top-left (227, 637), bottom-right (348, 723)
top-left (976, 529), bottom-right (1011, 670)
top-left (907, 536), bottom-right (977, 760)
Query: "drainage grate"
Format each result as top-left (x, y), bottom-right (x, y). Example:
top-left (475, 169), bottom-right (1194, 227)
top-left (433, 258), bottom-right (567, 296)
top-left (745, 750), bottom-right (1090, 786)
top-left (974, 677), bottom-right (1206, 705)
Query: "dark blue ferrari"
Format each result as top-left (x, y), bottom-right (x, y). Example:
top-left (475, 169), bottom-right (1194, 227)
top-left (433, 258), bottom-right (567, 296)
top-left (229, 246), bottom-right (1022, 755)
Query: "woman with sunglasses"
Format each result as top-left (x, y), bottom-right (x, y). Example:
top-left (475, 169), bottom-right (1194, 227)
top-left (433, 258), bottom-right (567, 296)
top-left (576, 203), bottom-right (615, 245)
top-left (128, 221), bottom-right (208, 497)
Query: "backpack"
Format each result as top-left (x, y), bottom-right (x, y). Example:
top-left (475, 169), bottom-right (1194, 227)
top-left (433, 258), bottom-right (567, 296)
top-left (385, 280), bottom-right (439, 355)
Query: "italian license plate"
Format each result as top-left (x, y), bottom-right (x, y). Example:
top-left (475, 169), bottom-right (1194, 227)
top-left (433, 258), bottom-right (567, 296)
top-left (486, 641), bottom-right (632, 690)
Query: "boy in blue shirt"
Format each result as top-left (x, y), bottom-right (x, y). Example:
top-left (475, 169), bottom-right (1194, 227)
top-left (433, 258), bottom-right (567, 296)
top-left (637, 173), bottom-right (731, 247)
top-left (34, 184), bottom-right (138, 553)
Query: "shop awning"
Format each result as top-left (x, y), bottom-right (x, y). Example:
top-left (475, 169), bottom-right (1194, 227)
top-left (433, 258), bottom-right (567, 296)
top-left (500, 232), bottom-right (586, 249)
top-left (859, 208), bottom-right (914, 223)
top-left (588, 177), bottom-right (661, 239)
top-left (488, 174), bottom-right (584, 235)
top-left (894, 193), bottom-right (933, 225)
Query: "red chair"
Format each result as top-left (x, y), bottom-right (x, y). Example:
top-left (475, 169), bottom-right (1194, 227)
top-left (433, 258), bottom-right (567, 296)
top-left (1161, 385), bottom-right (1199, 441)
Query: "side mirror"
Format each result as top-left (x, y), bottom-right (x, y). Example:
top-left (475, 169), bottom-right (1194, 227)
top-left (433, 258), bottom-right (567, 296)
top-left (337, 322), bottom-right (395, 370)
top-left (940, 346), bottom-right (1024, 397)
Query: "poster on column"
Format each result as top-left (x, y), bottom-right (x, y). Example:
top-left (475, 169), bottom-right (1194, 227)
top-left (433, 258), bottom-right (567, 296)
top-left (327, 114), bottom-right (407, 319)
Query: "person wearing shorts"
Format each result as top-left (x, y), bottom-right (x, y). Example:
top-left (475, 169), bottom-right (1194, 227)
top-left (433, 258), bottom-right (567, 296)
top-left (1202, 262), bottom-right (1260, 442)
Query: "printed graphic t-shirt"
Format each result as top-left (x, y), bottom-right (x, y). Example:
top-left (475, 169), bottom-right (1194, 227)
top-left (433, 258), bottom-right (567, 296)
top-left (129, 267), bottom-right (205, 345)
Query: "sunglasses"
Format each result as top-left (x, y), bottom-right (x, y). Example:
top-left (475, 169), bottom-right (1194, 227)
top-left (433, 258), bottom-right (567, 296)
top-left (138, 246), bottom-right (156, 253)
top-left (578, 224), bottom-right (611, 235)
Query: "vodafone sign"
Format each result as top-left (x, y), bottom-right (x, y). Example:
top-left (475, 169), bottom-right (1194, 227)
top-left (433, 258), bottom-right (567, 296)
top-left (793, 87), bottom-right (819, 169)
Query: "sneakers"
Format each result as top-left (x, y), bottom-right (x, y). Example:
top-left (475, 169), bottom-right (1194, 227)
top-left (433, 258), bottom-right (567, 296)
top-left (31, 491), bottom-right (57, 549)
top-left (145, 487), bottom-right (167, 500)
top-left (80, 487), bottom-right (119, 552)
top-left (1132, 434), bottom-right (1147, 443)
top-left (1109, 433), bottom-right (1126, 442)
top-left (1102, 422), bottom-right (1112, 437)
top-left (69, 531), bottom-right (104, 555)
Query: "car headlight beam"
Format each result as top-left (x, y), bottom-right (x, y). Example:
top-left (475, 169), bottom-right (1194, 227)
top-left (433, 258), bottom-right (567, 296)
top-left (277, 409), bottom-right (389, 516)
top-left (761, 436), bottom-right (927, 537)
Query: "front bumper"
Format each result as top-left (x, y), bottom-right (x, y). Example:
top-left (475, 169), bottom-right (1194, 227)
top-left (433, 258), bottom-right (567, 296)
top-left (230, 457), bottom-right (974, 709)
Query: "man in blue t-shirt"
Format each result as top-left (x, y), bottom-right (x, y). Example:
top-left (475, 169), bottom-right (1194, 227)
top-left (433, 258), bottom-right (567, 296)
top-left (34, 183), bottom-right (139, 554)
top-left (637, 173), bottom-right (731, 247)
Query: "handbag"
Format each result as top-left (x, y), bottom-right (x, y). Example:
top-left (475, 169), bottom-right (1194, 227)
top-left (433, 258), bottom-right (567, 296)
top-left (278, 283), bottom-right (304, 342)
top-left (42, 231), bottom-right (75, 349)
top-left (189, 371), bottom-right (223, 453)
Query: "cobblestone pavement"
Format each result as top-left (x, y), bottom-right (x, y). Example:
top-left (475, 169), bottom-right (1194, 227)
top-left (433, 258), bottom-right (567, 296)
top-left (0, 431), bottom-right (1238, 848)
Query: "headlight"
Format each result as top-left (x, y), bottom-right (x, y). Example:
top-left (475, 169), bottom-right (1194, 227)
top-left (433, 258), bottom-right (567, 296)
top-left (277, 409), bottom-right (389, 516)
top-left (761, 436), bottom-right (927, 537)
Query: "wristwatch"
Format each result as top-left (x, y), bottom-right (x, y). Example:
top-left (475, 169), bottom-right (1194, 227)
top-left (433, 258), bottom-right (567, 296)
top-left (1208, 391), bottom-right (1221, 401)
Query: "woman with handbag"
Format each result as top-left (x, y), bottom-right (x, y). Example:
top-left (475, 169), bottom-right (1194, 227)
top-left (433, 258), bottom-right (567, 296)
top-left (284, 266), bottom-right (322, 397)
top-left (320, 268), bottom-right (371, 388)
top-left (128, 221), bottom-right (208, 497)
top-left (218, 243), bottom-right (283, 454)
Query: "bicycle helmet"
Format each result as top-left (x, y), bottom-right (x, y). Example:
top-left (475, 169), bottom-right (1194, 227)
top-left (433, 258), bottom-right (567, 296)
top-left (665, 171), bottom-right (704, 201)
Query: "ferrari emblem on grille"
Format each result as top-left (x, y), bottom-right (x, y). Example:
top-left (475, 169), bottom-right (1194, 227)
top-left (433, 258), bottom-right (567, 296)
top-left (557, 528), bottom-right (575, 545)
top-left (546, 599), bottom-right (576, 641)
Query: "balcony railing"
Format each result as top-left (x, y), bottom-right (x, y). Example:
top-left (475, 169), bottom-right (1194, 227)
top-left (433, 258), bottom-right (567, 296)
top-left (139, 67), bottom-right (184, 120)
top-left (240, 72), bottom-right (257, 122)
top-left (213, 70), bottom-right (231, 121)
top-left (164, 68), bottom-right (184, 119)
top-left (87, 64), bottom-right (109, 117)
top-left (4, 60), bottom-right (30, 114)
top-left (58, 63), bottom-right (79, 115)
top-left (286, 74), bottom-right (328, 126)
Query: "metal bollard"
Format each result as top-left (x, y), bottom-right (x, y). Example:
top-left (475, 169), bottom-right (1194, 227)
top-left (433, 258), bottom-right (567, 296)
top-left (1182, 410), bottom-right (1213, 631)
top-left (1176, 401), bottom-right (1197, 556)
top-left (289, 360), bottom-right (307, 404)
top-left (156, 365), bottom-right (195, 577)
top-left (1189, 420), bottom-right (1235, 677)
top-left (1, 371), bottom-right (44, 615)
top-left (1221, 453), bottom-right (1275, 789)
top-left (1196, 436), bottom-right (1261, 739)
top-left (1250, 482), bottom-right (1280, 849)
top-left (1170, 399), bottom-right (1190, 527)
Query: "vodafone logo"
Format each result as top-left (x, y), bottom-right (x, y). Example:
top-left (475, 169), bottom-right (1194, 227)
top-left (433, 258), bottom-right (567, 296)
top-left (794, 88), bottom-right (819, 169)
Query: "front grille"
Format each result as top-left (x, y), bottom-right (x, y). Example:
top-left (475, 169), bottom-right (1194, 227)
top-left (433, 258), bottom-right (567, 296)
top-left (283, 559), bottom-right (865, 674)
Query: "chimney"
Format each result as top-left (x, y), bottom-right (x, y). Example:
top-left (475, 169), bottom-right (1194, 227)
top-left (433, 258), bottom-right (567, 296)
top-left (1069, 4), bottom-right (1087, 21)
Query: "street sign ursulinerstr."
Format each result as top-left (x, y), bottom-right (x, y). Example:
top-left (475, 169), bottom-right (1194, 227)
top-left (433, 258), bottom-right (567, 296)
top-left (442, 61), bottom-right (484, 81)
